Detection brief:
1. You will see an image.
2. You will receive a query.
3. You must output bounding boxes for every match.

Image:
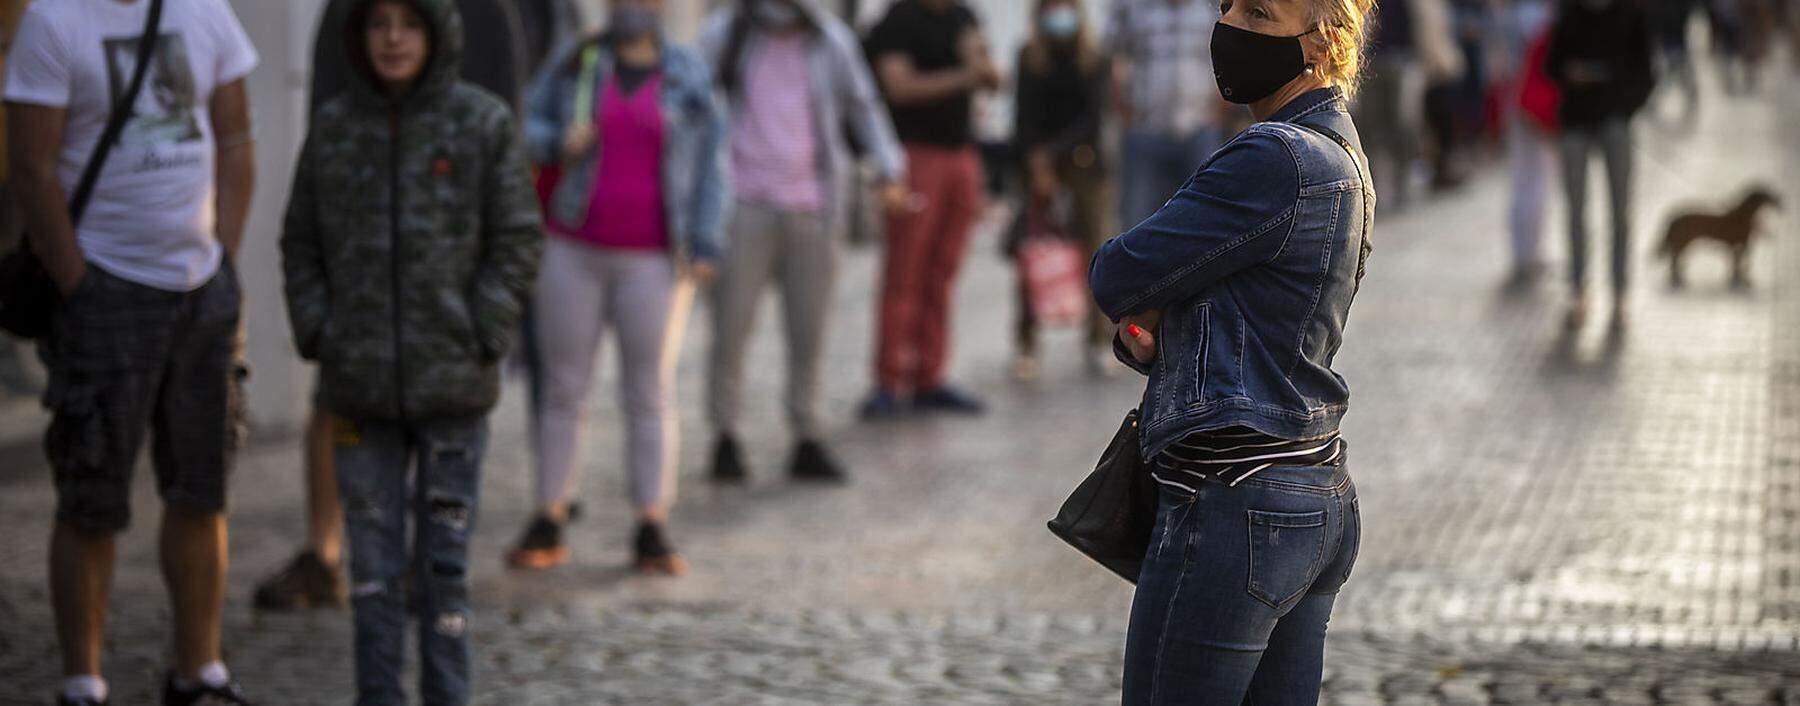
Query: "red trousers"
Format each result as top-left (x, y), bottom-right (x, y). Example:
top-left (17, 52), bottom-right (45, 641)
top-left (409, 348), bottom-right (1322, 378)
top-left (876, 145), bottom-right (984, 394)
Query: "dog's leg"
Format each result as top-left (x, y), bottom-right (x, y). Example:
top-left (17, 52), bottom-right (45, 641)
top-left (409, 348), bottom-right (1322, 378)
top-left (1669, 241), bottom-right (1687, 289)
top-left (1731, 243), bottom-right (1750, 289)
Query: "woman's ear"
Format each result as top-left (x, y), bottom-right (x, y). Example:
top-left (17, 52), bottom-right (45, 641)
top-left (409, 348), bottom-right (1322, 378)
top-left (1302, 27), bottom-right (1329, 71)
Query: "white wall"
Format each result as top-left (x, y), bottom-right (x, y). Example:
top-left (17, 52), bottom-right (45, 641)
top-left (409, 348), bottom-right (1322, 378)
top-left (230, 0), bottom-right (328, 434)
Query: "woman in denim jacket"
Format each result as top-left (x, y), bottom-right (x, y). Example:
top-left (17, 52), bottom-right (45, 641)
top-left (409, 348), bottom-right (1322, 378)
top-left (1088, 0), bottom-right (1375, 699)
top-left (506, 0), bottom-right (728, 575)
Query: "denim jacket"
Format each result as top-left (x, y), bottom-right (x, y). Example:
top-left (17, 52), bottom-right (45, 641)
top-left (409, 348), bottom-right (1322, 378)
top-left (1089, 88), bottom-right (1374, 458)
top-left (524, 35), bottom-right (730, 261)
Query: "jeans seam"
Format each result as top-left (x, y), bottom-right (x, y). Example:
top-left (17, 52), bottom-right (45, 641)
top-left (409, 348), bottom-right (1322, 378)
top-left (1148, 512), bottom-right (1196, 705)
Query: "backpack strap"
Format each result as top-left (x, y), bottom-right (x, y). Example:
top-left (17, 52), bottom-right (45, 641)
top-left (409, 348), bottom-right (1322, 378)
top-left (68, 0), bottom-right (165, 224)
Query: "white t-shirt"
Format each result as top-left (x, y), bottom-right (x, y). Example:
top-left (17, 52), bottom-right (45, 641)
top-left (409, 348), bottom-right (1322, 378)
top-left (3, 0), bottom-right (258, 292)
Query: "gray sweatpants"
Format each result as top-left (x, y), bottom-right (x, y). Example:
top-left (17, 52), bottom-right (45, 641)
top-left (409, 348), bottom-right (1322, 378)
top-left (531, 238), bottom-right (693, 514)
top-left (708, 201), bottom-right (835, 440)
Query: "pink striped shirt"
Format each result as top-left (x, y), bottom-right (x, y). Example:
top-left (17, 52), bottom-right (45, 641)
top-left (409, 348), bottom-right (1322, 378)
top-left (731, 33), bottom-right (822, 212)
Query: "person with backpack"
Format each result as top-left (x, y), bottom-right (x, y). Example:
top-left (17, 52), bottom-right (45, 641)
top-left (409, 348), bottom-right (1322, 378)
top-left (696, 0), bottom-right (907, 484)
top-left (280, 0), bottom-right (542, 701)
top-left (504, 0), bottom-right (727, 575)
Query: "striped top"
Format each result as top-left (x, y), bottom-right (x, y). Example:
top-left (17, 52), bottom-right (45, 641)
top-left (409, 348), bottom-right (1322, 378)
top-left (1152, 427), bottom-right (1344, 492)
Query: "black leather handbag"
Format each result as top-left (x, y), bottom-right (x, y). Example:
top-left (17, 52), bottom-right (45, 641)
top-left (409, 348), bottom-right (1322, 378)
top-left (1047, 408), bottom-right (1158, 584)
top-left (0, 0), bottom-right (163, 340)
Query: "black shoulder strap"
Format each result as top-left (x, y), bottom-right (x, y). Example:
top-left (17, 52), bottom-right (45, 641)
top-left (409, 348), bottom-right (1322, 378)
top-left (67, 0), bottom-right (164, 224)
top-left (1294, 119), bottom-right (1375, 291)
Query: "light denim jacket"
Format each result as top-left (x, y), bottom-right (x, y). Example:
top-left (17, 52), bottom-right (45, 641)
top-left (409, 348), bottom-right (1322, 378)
top-left (695, 1), bottom-right (906, 232)
top-left (524, 34), bottom-right (730, 261)
top-left (1089, 88), bottom-right (1375, 458)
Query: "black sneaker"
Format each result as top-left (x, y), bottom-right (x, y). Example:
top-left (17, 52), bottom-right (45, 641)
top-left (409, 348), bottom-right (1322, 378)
top-left (913, 386), bottom-right (987, 415)
top-left (633, 521), bottom-right (687, 576)
top-left (57, 696), bottom-right (106, 706)
top-left (505, 516), bottom-right (568, 570)
top-left (710, 434), bottom-right (749, 484)
top-left (789, 440), bottom-right (847, 484)
top-left (162, 672), bottom-right (252, 705)
top-left (252, 551), bottom-right (344, 611)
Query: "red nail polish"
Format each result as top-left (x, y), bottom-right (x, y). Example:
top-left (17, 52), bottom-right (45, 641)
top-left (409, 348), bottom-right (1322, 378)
top-left (1126, 324), bottom-right (1143, 338)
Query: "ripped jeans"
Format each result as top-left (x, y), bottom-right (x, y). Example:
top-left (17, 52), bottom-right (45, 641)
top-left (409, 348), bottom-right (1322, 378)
top-left (335, 416), bottom-right (488, 706)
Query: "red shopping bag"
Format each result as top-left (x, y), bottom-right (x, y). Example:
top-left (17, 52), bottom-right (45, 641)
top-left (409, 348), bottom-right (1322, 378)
top-left (1517, 26), bottom-right (1560, 134)
top-left (1018, 223), bottom-right (1090, 328)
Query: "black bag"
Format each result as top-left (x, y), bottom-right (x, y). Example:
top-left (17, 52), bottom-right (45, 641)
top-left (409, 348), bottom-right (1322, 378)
top-left (0, 0), bottom-right (164, 340)
top-left (1047, 408), bottom-right (1158, 584)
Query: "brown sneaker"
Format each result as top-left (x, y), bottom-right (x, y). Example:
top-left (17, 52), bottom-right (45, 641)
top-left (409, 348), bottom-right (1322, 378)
top-left (505, 516), bottom-right (569, 570)
top-left (632, 521), bottom-right (687, 576)
top-left (252, 551), bottom-right (344, 611)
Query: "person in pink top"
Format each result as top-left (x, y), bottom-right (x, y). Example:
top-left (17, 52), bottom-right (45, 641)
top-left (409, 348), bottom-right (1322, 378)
top-left (508, 0), bottom-right (728, 575)
top-left (697, 0), bottom-right (908, 484)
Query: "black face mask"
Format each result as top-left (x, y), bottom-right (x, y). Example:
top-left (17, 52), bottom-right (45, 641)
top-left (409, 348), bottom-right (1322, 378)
top-left (1210, 22), bottom-right (1317, 104)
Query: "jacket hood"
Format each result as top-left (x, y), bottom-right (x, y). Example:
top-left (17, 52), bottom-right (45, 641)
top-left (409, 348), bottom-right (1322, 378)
top-left (345, 0), bottom-right (464, 107)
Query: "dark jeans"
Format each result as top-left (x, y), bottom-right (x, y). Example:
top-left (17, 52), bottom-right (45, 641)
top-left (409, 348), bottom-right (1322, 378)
top-left (41, 262), bottom-right (241, 533)
top-left (1559, 119), bottom-right (1635, 296)
top-left (336, 416), bottom-right (488, 706)
top-left (1124, 463), bottom-right (1360, 705)
top-left (1119, 128), bottom-right (1223, 230)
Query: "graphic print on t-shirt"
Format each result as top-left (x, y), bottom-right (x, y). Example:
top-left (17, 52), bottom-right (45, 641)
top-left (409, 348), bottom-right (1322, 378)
top-left (103, 32), bottom-right (203, 148)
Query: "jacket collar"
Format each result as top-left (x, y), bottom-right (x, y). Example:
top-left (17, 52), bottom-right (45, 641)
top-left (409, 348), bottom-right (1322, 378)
top-left (1269, 86), bottom-right (1344, 124)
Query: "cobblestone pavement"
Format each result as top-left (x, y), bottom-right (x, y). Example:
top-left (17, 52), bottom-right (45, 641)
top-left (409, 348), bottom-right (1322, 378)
top-left (2, 75), bottom-right (1798, 703)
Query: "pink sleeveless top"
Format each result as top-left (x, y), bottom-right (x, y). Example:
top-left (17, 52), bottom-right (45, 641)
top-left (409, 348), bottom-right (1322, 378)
top-left (574, 74), bottom-right (667, 250)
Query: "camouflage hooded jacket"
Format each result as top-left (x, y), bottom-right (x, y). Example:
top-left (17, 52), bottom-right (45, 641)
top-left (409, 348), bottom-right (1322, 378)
top-left (281, 0), bottom-right (543, 422)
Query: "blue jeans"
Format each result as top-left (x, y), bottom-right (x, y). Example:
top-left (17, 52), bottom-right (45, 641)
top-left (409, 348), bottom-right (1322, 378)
top-left (1123, 463), bottom-right (1360, 705)
top-left (336, 417), bottom-right (489, 706)
top-left (1119, 128), bottom-right (1224, 230)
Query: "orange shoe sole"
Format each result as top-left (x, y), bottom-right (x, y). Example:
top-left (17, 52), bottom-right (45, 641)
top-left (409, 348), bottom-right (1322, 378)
top-left (634, 554), bottom-right (688, 576)
top-left (506, 546), bottom-right (569, 570)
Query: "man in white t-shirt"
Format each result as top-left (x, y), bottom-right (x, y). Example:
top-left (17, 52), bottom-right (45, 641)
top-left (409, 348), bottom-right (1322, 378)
top-left (3, 0), bottom-right (257, 703)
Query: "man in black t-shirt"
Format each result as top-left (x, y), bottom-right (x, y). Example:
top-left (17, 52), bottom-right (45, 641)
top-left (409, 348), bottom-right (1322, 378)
top-left (861, 0), bottom-right (1000, 419)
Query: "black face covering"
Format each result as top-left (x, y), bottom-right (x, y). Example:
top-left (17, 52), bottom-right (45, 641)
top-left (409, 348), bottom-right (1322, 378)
top-left (1210, 22), bottom-right (1316, 104)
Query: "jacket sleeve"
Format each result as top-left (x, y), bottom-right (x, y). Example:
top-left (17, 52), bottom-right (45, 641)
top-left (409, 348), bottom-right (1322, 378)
top-left (1088, 129), bottom-right (1299, 321)
top-left (833, 23), bottom-right (906, 184)
top-left (471, 109), bottom-right (546, 362)
top-left (523, 41), bottom-right (576, 166)
top-left (685, 56), bottom-right (732, 262)
top-left (280, 133), bottom-right (328, 361)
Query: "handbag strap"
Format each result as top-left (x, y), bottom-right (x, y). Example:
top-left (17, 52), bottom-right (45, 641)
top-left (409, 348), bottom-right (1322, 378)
top-left (67, 0), bottom-right (165, 225)
top-left (1293, 119), bottom-right (1375, 293)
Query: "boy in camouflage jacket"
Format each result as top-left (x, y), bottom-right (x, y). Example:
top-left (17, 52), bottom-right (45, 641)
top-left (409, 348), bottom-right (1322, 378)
top-left (278, 0), bottom-right (541, 701)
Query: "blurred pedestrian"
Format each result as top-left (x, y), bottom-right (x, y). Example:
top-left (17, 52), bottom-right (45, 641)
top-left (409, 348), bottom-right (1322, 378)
top-left (1502, 0), bottom-right (1558, 283)
top-left (1652, 0), bottom-right (1700, 126)
top-left (506, 0), bottom-right (727, 574)
top-left (1010, 0), bottom-right (1110, 377)
top-left (253, 0), bottom-right (536, 613)
top-left (280, 0), bottom-right (542, 702)
top-left (861, 0), bottom-right (1000, 419)
top-left (5, 0), bottom-right (259, 701)
top-left (1090, 0), bottom-right (1373, 695)
top-left (1353, 0), bottom-right (1461, 210)
top-left (698, 0), bottom-right (907, 484)
top-left (1546, 0), bottom-right (1654, 328)
top-left (1107, 0), bottom-right (1227, 230)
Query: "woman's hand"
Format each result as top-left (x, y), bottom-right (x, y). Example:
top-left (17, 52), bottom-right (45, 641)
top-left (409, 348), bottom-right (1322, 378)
top-left (685, 259), bottom-right (717, 285)
top-left (561, 123), bottom-right (596, 162)
top-left (1119, 310), bottom-right (1161, 364)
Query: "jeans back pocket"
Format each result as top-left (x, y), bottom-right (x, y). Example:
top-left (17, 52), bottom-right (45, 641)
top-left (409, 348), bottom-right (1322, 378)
top-left (1246, 509), bottom-right (1327, 608)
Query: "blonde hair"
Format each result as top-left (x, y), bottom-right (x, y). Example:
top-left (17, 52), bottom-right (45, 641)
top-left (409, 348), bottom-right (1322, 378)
top-left (1310, 0), bottom-right (1376, 98)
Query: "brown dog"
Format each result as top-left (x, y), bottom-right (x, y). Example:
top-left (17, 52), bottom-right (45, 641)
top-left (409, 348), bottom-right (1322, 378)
top-left (1658, 186), bottom-right (1783, 288)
